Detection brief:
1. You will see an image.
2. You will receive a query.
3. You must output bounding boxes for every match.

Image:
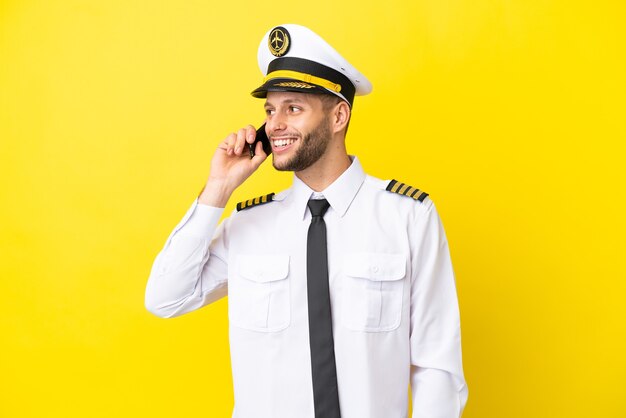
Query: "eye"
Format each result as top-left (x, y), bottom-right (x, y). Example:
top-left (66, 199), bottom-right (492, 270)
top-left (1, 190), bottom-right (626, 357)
top-left (265, 108), bottom-right (275, 116)
top-left (289, 106), bottom-right (301, 113)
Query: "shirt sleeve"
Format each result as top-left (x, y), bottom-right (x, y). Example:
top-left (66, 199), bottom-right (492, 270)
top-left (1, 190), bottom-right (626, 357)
top-left (409, 199), bottom-right (468, 417)
top-left (144, 197), bottom-right (231, 318)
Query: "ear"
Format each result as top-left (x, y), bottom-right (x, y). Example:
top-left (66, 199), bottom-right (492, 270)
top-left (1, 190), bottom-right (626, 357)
top-left (331, 101), bottom-right (351, 135)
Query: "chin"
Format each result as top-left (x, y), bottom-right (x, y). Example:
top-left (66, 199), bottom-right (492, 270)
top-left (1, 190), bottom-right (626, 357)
top-left (271, 156), bottom-right (294, 172)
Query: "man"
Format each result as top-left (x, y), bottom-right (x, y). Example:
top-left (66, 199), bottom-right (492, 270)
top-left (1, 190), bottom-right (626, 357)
top-left (145, 24), bottom-right (468, 418)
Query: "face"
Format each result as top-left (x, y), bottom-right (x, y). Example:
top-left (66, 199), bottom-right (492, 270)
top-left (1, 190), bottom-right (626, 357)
top-left (264, 91), bottom-right (333, 172)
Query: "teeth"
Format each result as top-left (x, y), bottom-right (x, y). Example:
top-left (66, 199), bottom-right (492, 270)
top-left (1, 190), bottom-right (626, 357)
top-left (273, 138), bottom-right (296, 147)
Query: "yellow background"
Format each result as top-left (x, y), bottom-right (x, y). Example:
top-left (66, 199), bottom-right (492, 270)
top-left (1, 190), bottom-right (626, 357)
top-left (1, 0), bottom-right (625, 417)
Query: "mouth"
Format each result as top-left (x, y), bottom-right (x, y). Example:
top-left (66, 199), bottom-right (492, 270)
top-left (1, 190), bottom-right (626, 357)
top-left (271, 136), bottom-right (299, 153)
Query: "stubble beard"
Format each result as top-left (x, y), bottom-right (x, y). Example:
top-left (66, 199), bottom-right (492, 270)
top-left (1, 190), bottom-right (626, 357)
top-left (272, 116), bottom-right (333, 172)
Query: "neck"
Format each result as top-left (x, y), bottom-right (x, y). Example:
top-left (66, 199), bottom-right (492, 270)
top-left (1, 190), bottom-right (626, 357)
top-left (295, 138), bottom-right (351, 192)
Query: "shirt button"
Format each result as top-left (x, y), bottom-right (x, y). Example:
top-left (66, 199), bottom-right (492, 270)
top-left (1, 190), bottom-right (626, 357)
top-left (372, 266), bottom-right (379, 273)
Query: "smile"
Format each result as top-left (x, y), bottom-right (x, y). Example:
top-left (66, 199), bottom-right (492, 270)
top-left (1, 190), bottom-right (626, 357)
top-left (272, 137), bottom-right (298, 149)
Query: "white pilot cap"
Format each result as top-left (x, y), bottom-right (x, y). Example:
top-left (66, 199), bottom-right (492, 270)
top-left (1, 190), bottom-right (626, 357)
top-left (251, 24), bottom-right (372, 107)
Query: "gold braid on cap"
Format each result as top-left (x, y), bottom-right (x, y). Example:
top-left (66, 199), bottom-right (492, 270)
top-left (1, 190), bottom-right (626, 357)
top-left (264, 70), bottom-right (342, 93)
top-left (273, 81), bottom-right (316, 89)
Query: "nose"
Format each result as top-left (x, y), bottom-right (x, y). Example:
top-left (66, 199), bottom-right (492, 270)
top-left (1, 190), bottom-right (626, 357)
top-left (266, 112), bottom-right (286, 135)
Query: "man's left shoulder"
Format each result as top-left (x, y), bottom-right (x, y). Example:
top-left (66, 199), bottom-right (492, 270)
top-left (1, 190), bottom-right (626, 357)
top-left (365, 175), bottom-right (432, 206)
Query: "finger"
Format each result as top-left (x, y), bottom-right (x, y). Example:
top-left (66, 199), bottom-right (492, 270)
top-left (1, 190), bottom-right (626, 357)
top-left (245, 125), bottom-right (256, 144)
top-left (251, 140), bottom-right (267, 167)
top-left (226, 133), bottom-right (236, 155)
top-left (234, 128), bottom-right (247, 155)
top-left (217, 139), bottom-right (228, 151)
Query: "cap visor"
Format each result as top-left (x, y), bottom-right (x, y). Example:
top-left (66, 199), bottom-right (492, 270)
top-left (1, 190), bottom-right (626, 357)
top-left (251, 78), bottom-right (331, 98)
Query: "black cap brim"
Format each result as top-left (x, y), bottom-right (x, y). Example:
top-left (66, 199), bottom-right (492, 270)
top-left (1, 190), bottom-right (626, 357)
top-left (251, 78), bottom-right (333, 99)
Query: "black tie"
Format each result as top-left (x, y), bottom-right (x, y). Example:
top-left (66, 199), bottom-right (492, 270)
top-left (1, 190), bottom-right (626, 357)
top-left (307, 198), bottom-right (341, 418)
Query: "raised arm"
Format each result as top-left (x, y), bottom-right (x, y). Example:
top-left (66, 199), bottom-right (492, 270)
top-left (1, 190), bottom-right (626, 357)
top-left (144, 125), bottom-right (268, 318)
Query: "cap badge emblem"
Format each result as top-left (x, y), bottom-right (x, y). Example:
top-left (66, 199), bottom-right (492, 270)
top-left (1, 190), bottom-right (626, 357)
top-left (268, 27), bottom-right (291, 57)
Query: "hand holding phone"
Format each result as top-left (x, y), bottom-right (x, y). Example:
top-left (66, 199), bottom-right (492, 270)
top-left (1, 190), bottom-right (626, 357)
top-left (199, 124), bottom-right (268, 206)
top-left (249, 124), bottom-right (272, 158)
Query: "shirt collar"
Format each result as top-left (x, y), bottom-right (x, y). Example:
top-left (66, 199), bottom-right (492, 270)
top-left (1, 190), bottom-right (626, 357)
top-left (287, 155), bottom-right (366, 220)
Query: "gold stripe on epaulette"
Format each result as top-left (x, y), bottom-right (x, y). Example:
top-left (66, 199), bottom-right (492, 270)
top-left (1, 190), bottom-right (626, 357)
top-left (386, 179), bottom-right (429, 203)
top-left (237, 193), bottom-right (276, 211)
top-left (416, 192), bottom-right (428, 202)
top-left (408, 188), bottom-right (420, 198)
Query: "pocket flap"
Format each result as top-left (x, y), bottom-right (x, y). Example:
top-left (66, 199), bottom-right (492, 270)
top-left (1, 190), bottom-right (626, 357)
top-left (237, 254), bottom-right (290, 283)
top-left (344, 253), bottom-right (406, 281)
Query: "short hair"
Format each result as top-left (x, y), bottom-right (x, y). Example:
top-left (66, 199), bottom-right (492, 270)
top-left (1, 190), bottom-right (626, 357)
top-left (318, 93), bottom-right (351, 135)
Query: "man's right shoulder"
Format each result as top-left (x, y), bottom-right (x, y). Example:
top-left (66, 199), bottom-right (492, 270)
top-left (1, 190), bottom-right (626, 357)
top-left (235, 192), bottom-right (276, 212)
top-left (233, 187), bottom-right (291, 213)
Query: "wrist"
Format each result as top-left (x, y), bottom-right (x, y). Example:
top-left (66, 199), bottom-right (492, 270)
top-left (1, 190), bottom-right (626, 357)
top-left (198, 180), bottom-right (234, 208)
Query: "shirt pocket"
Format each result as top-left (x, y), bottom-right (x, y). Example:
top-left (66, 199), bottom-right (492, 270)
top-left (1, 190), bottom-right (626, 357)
top-left (341, 252), bottom-right (406, 332)
top-left (229, 254), bottom-right (291, 332)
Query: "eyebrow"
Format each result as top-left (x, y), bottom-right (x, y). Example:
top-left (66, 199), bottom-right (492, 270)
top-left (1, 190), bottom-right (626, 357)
top-left (264, 98), bottom-right (307, 107)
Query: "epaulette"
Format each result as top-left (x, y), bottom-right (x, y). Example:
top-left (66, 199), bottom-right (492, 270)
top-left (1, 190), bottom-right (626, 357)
top-left (386, 179), bottom-right (429, 202)
top-left (236, 192), bottom-right (276, 211)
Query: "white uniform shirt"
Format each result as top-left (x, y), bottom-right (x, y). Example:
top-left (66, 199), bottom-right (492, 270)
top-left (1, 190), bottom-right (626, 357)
top-left (145, 156), bottom-right (468, 418)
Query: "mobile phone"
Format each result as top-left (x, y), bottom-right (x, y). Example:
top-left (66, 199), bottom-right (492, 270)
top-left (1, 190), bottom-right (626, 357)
top-left (248, 124), bottom-right (272, 158)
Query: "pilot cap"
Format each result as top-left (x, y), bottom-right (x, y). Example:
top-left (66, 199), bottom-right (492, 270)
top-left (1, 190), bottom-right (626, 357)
top-left (251, 24), bottom-right (372, 107)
